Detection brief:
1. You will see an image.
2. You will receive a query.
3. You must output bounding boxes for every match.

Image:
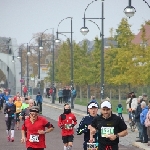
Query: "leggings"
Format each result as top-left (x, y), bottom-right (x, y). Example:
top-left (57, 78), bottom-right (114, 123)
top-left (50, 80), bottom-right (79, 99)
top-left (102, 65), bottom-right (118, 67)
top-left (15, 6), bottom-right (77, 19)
top-left (27, 148), bottom-right (44, 150)
top-left (6, 118), bottom-right (15, 130)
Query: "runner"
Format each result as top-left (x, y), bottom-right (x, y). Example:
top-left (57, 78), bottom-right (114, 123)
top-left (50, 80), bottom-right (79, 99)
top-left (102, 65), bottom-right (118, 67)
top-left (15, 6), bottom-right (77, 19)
top-left (14, 96), bottom-right (22, 130)
top-left (58, 103), bottom-right (77, 150)
top-left (19, 99), bottom-right (35, 121)
top-left (90, 100), bottom-right (128, 150)
top-left (77, 102), bottom-right (99, 150)
top-left (4, 97), bottom-right (16, 142)
top-left (21, 106), bottom-right (54, 150)
top-left (21, 97), bottom-right (29, 110)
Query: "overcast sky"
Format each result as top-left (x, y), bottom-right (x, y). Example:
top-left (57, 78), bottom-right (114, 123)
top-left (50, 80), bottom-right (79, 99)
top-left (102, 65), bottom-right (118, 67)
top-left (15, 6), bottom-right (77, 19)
top-left (0, 0), bottom-right (150, 45)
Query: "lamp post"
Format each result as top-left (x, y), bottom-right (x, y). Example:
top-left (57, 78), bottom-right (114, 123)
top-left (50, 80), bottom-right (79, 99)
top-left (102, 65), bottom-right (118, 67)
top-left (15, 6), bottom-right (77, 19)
top-left (39, 28), bottom-right (55, 103)
top-left (55, 17), bottom-right (74, 109)
top-left (124, 0), bottom-right (150, 18)
top-left (80, 0), bottom-right (104, 100)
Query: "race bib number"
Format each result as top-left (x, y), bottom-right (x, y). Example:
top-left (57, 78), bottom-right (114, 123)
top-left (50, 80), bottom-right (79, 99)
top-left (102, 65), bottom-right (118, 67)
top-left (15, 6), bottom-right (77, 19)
top-left (64, 124), bottom-right (72, 129)
top-left (101, 127), bottom-right (114, 137)
top-left (29, 135), bottom-right (39, 142)
top-left (87, 143), bottom-right (98, 150)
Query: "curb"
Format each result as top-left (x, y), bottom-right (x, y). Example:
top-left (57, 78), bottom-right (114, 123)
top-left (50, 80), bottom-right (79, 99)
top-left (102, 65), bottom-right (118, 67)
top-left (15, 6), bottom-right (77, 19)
top-left (43, 102), bottom-right (86, 117)
top-left (133, 142), bottom-right (149, 150)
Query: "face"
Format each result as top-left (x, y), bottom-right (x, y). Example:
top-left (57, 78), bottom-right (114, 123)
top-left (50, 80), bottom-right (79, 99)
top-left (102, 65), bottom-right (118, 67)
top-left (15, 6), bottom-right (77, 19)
top-left (88, 107), bottom-right (98, 117)
top-left (29, 101), bottom-right (34, 107)
top-left (101, 107), bottom-right (111, 118)
top-left (16, 96), bottom-right (20, 101)
top-left (64, 105), bottom-right (70, 109)
top-left (6, 92), bottom-right (9, 95)
top-left (9, 97), bottom-right (13, 103)
top-left (29, 112), bottom-right (38, 121)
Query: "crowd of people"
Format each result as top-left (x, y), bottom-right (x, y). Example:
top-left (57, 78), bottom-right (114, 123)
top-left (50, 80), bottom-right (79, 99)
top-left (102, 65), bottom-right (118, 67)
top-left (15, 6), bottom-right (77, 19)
top-left (126, 92), bottom-right (150, 145)
top-left (58, 86), bottom-right (77, 104)
top-left (0, 85), bottom-right (129, 150)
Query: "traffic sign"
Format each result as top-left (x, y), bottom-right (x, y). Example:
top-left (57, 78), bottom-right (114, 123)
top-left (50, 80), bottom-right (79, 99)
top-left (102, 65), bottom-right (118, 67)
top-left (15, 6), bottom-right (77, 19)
top-left (20, 79), bottom-right (24, 83)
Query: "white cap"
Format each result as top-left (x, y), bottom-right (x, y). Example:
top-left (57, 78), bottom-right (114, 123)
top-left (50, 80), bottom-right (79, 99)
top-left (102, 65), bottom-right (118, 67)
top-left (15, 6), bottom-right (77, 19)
top-left (88, 103), bottom-right (98, 109)
top-left (101, 101), bottom-right (111, 108)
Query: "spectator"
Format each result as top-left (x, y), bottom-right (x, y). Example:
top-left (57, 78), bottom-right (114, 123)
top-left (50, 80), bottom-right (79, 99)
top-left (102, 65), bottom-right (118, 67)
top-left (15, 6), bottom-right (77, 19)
top-left (145, 107), bottom-right (150, 146)
top-left (36, 92), bottom-right (43, 114)
top-left (140, 101), bottom-right (149, 143)
top-left (63, 87), bottom-right (67, 103)
top-left (23, 85), bottom-right (28, 97)
top-left (135, 97), bottom-right (143, 142)
top-left (58, 88), bottom-right (63, 104)
top-left (117, 104), bottom-right (123, 118)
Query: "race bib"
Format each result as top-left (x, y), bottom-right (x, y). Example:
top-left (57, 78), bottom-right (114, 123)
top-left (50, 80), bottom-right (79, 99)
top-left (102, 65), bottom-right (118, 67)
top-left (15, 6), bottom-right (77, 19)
top-left (87, 143), bottom-right (98, 150)
top-left (64, 124), bottom-right (72, 129)
top-left (29, 135), bottom-right (39, 142)
top-left (101, 127), bottom-right (114, 137)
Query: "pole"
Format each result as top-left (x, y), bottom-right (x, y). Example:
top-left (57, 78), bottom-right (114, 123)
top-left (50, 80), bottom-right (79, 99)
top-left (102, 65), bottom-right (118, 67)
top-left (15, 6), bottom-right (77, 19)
top-left (20, 48), bottom-right (23, 96)
top-left (27, 44), bottom-right (29, 94)
top-left (38, 38), bottom-right (41, 92)
top-left (52, 28), bottom-right (55, 104)
top-left (70, 18), bottom-right (74, 109)
top-left (101, 1), bottom-right (104, 100)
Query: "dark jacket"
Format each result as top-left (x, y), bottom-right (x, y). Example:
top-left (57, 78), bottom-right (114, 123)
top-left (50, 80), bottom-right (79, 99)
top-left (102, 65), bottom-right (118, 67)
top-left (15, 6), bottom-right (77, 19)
top-left (135, 103), bottom-right (142, 122)
top-left (76, 115), bottom-right (99, 149)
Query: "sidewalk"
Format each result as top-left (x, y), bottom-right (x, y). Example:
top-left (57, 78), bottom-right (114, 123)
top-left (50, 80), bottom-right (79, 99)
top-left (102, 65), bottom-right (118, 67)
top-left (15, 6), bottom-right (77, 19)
top-left (41, 97), bottom-right (150, 150)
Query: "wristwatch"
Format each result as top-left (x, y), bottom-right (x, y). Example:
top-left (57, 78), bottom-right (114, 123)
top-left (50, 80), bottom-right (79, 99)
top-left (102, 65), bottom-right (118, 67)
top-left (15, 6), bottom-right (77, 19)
top-left (116, 134), bottom-right (119, 138)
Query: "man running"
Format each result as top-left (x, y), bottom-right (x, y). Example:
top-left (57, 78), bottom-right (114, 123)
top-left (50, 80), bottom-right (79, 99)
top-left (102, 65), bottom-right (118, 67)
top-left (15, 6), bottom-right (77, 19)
top-left (4, 97), bottom-right (16, 142)
top-left (90, 100), bottom-right (128, 150)
top-left (58, 103), bottom-right (77, 150)
top-left (21, 106), bottom-right (54, 150)
top-left (77, 102), bottom-right (99, 150)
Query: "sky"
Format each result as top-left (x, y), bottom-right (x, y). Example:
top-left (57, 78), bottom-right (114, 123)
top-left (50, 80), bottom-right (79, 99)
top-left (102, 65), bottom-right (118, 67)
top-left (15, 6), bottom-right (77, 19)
top-left (0, 0), bottom-right (150, 45)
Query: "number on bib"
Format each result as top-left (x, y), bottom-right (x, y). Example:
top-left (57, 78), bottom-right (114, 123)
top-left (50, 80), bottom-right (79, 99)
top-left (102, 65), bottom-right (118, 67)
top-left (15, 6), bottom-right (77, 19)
top-left (87, 143), bottom-right (98, 150)
top-left (101, 127), bottom-right (114, 137)
top-left (29, 135), bottom-right (39, 142)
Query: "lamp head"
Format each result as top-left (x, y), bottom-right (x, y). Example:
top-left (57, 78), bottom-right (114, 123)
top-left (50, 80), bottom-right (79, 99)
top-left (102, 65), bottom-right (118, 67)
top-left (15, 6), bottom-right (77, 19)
top-left (55, 39), bottom-right (61, 43)
top-left (124, 6), bottom-right (136, 18)
top-left (11, 59), bottom-right (15, 63)
top-left (17, 56), bottom-right (21, 59)
top-left (27, 51), bottom-right (31, 56)
top-left (80, 27), bottom-right (89, 35)
top-left (39, 46), bottom-right (43, 51)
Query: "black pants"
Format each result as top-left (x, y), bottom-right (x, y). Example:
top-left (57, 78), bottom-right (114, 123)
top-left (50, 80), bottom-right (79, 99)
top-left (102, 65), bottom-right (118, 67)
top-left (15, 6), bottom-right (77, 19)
top-left (99, 145), bottom-right (118, 150)
top-left (59, 97), bottom-right (63, 103)
top-left (27, 147), bottom-right (44, 150)
top-left (143, 125), bottom-right (148, 142)
top-left (37, 102), bottom-right (42, 113)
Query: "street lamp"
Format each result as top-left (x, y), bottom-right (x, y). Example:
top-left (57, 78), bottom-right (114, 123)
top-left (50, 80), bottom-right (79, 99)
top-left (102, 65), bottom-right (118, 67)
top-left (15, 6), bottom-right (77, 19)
top-left (124, 0), bottom-right (150, 18)
top-left (55, 17), bottom-right (74, 109)
top-left (81, 0), bottom-right (104, 100)
top-left (39, 28), bottom-right (55, 104)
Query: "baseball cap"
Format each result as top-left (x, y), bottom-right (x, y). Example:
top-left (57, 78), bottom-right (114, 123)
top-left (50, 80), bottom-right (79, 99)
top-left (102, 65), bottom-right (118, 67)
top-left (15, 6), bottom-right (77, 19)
top-left (101, 101), bottom-right (111, 109)
top-left (88, 103), bottom-right (98, 109)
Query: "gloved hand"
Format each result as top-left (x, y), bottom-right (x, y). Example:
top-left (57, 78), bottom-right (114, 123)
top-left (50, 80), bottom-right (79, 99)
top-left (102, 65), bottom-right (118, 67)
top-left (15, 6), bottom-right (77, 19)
top-left (71, 124), bottom-right (75, 127)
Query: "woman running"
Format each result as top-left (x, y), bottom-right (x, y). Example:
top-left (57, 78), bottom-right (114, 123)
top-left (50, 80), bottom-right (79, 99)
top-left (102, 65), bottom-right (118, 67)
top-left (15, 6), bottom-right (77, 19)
top-left (4, 97), bottom-right (16, 142)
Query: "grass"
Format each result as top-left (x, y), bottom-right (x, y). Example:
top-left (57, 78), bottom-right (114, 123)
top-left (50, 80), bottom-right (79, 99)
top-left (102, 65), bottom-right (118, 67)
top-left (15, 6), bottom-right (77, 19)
top-left (74, 98), bottom-right (127, 114)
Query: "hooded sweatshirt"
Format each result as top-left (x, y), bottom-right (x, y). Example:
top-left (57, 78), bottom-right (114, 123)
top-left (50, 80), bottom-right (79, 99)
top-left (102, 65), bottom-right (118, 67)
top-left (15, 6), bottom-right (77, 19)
top-left (140, 106), bottom-right (149, 125)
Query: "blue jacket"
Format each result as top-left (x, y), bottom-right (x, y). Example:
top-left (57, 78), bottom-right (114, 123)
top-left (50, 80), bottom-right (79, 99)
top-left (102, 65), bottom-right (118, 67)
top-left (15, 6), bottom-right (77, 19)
top-left (3, 95), bottom-right (11, 103)
top-left (58, 90), bottom-right (63, 97)
top-left (76, 115), bottom-right (98, 149)
top-left (36, 95), bottom-right (43, 103)
top-left (140, 106), bottom-right (149, 125)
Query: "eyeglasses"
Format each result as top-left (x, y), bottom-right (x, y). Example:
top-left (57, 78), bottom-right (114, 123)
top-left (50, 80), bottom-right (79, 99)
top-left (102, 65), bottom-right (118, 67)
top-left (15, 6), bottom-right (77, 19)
top-left (30, 112), bottom-right (38, 116)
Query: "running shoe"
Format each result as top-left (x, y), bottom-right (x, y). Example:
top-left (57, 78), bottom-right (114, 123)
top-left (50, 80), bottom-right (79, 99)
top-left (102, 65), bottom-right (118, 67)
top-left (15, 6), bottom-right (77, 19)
top-left (7, 136), bottom-right (10, 142)
top-left (10, 137), bottom-right (14, 142)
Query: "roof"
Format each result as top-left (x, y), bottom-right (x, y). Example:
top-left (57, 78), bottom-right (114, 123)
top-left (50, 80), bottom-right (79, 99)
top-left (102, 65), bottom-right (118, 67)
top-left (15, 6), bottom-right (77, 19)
top-left (132, 24), bottom-right (150, 46)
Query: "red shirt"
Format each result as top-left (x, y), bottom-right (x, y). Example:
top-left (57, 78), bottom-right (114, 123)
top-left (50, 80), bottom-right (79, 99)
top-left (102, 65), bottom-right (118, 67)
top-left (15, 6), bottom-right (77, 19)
top-left (22, 116), bottom-right (53, 148)
top-left (58, 113), bottom-right (77, 136)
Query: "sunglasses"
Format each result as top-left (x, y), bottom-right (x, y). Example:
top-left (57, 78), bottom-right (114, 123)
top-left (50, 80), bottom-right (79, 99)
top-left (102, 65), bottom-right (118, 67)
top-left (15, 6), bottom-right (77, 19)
top-left (30, 112), bottom-right (38, 116)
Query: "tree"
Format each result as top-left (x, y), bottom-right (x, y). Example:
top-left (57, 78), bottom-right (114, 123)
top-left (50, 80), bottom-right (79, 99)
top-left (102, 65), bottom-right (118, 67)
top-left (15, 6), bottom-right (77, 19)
top-left (115, 18), bottom-right (134, 48)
